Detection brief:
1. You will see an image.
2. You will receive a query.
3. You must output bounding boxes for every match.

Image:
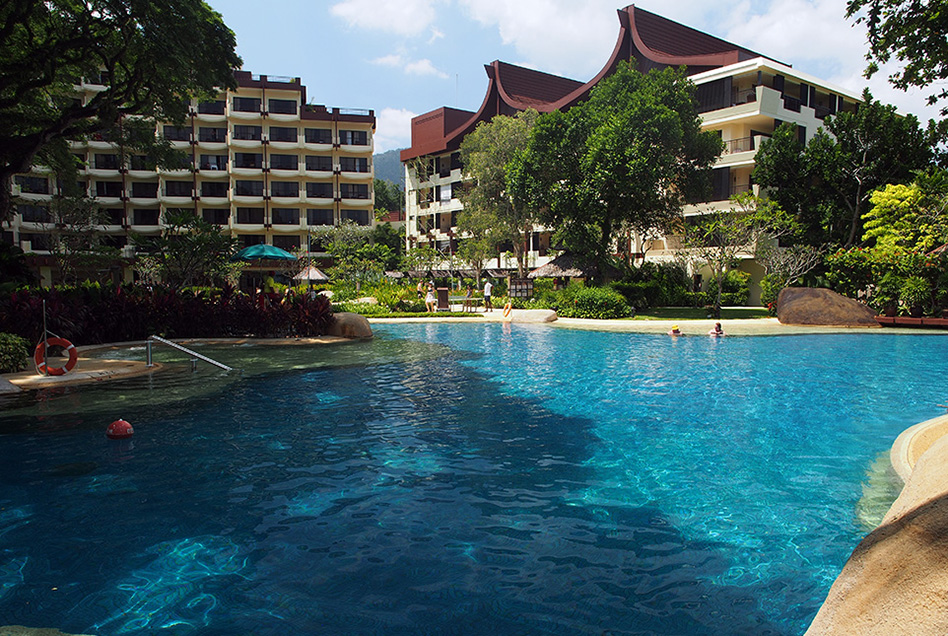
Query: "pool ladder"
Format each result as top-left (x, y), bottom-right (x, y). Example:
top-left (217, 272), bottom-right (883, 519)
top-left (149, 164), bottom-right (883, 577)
top-left (146, 335), bottom-right (234, 372)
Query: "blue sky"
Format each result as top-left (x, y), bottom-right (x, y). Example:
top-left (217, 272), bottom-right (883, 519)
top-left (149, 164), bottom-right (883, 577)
top-left (205, 0), bottom-right (940, 153)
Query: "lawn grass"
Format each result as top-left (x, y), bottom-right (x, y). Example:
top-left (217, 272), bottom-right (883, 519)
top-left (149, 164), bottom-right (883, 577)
top-left (629, 306), bottom-right (772, 320)
top-left (349, 311), bottom-right (484, 319)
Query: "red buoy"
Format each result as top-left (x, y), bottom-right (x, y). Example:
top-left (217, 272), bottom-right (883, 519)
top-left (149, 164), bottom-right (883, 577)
top-left (106, 419), bottom-right (134, 439)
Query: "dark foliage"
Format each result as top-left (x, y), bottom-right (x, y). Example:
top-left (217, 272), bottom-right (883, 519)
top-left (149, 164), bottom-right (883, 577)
top-left (0, 283), bottom-right (334, 345)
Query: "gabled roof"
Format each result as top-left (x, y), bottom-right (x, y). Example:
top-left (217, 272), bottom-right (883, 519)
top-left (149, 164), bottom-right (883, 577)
top-left (401, 4), bottom-right (786, 163)
top-left (492, 61), bottom-right (584, 111)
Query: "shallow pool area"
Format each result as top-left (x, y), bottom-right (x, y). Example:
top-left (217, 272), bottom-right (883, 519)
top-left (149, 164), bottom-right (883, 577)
top-left (0, 324), bottom-right (945, 635)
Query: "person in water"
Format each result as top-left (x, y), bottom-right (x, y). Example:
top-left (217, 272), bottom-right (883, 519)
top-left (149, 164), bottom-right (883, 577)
top-left (708, 322), bottom-right (725, 336)
top-left (668, 325), bottom-right (682, 336)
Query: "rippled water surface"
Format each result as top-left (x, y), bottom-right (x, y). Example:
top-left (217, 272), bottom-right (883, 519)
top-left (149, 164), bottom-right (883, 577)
top-left (0, 324), bottom-right (946, 635)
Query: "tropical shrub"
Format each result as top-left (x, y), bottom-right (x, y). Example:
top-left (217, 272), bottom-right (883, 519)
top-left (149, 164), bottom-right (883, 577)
top-left (0, 283), bottom-right (335, 344)
top-left (551, 284), bottom-right (632, 319)
top-left (720, 270), bottom-right (751, 306)
top-left (0, 333), bottom-right (30, 373)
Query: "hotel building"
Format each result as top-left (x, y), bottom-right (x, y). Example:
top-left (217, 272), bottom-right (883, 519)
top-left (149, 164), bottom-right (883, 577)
top-left (6, 71), bottom-right (375, 285)
top-left (400, 5), bottom-right (861, 296)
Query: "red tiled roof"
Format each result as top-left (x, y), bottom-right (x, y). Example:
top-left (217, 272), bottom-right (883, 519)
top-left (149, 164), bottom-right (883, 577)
top-left (493, 61), bottom-right (584, 111)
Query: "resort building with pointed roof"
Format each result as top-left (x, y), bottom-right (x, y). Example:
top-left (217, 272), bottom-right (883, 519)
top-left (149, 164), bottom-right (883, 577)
top-left (401, 5), bottom-right (862, 301)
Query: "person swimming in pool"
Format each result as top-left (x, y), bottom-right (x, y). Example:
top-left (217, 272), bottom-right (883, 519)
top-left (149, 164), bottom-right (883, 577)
top-left (708, 322), bottom-right (725, 336)
top-left (668, 325), bottom-right (682, 336)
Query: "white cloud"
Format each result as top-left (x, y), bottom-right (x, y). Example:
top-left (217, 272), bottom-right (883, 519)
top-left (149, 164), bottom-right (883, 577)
top-left (372, 54), bottom-right (405, 68)
top-left (428, 27), bottom-right (445, 44)
top-left (456, 0), bottom-right (618, 80)
top-left (405, 58), bottom-right (449, 78)
top-left (372, 53), bottom-right (448, 79)
top-left (375, 107), bottom-right (417, 153)
top-left (330, 0), bottom-right (440, 37)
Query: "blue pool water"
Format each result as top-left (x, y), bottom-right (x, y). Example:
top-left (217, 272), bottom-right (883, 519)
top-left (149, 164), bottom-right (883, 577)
top-left (0, 324), bottom-right (946, 635)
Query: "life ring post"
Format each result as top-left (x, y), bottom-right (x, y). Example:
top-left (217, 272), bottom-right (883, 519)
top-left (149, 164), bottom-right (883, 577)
top-left (34, 337), bottom-right (78, 376)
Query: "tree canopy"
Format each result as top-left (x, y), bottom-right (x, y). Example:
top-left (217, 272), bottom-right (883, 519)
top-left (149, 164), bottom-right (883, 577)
top-left (0, 0), bottom-right (241, 220)
top-left (514, 62), bottom-right (722, 277)
top-left (862, 169), bottom-right (948, 251)
top-left (458, 109), bottom-right (539, 278)
top-left (752, 90), bottom-right (933, 247)
top-left (846, 0), bottom-right (948, 115)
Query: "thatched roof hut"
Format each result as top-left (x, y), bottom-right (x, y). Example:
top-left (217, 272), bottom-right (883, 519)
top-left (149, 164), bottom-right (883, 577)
top-left (528, 253), bottom-right (598, 279)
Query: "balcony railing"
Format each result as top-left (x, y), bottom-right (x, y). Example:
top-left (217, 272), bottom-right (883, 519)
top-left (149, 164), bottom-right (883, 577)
top-left (722, 137), bottom-right (754, 155)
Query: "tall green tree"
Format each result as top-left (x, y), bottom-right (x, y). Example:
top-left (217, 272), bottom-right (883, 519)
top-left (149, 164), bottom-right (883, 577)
top-left (753, 91), bottom-right (933, 247)
top-left (132, 210), bottom-right (237, 290)
top-left (373, 178), bottom-right (403, 215)
top-left (677, 194), bottom-right (791, 317)
top-left (458, 109), bottom-right (539, 278)
top-left (515, 62), bottom-right (722, 278)
top-left (846, 0), bottom-right (948, 115)
top-left (0, 0), bottom-right (241, 220)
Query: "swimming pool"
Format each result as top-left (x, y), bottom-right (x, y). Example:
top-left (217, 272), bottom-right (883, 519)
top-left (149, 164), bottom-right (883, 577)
top-left (0, 323), bottom-right (945, 635)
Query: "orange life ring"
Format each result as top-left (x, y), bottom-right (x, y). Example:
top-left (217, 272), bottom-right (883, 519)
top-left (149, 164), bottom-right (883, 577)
top-left (503, 302), bottom-right (512, 318)
top-left (34, 337), bottom-right (78, 376)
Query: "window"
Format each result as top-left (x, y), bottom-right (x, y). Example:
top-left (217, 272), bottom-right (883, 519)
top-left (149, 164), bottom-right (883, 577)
top-left (95, 154), bottom-right (120, 169)
top-left (241, 234), bottom-right (265, 247)
top-left (270, 154), bottom-right (298, 170)
top-left (165, 181), bottom-right (193, 197)
top-left (130, 155), bottom-right (152, 171)
top-left (19, 233), bottom-right (50, 250)
top-left (305, 128), bottom-right (333, 144)
top-left (16, 175), bottom-right (49, 194)
top-left (340, 157), bottom-right (368, 173)
top-left (17, 204), bottom-right (49, 223)
top-left (133, 209), bottom-right (160, 225)
top-left (272, 208), bottom-right (299, 225)
top-left (201, 182), bottom-right (229, 197)
top-left (197, 100), bottom-right (225, 115)
top-left (235, 180), bottom-right (264, 196)
top-left (233, 97), bottom-right (261, 113)
top-left (339, 129), bottom-right (368, 145)
top-left (236, 207), bottom-right (265, 224)
top-left (131, 182), bottom-right (158, 198)
top-left (199, 127), bottom-right (227, 142)
top-left (101, 234), bottom-right (127, 249)
top-left (306, 182), bottom-right (333, 199)
top-left (104, 208), bottom-right (124, 225)
top-left (200, 154), bottom-right (228, 170)
top-left (269, 127), bottom-right (298, 142)
top-left (95, 181), bottom-right (123, 197)
top-left (163, 125), bottom-right (190, 141)
top-left (233, 125), bottom-right (262, 141)
top-left (340, 183), bottom-right (369, 199)
top-left (203, 209), bottom-right (230, 225)
top-left (305, 155), bottom-right (332, 171)
top-left (340, 209), bottom-right (371, 225)
top-left (307, 208), bottom-right (334, 226)
top-left (272, 235), bottom-right (300, 251)
top-left (270, 182), bottom-right (299, 197)
top-left (234, 153), bottom-right (263, 169)
top-left (268, 99), bottom-right (297, 115)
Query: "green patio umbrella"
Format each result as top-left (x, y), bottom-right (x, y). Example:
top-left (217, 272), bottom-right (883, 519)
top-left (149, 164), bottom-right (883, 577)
top-left (231, 244), bottom-right (298, 262)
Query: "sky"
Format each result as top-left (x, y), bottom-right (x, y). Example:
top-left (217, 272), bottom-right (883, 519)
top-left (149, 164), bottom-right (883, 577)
top-left (204, 0), bottom-right (941, 153)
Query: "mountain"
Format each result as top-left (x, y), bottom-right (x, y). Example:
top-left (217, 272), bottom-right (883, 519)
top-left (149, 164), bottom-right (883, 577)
top-left (373, 149), bottom-right (405, 187)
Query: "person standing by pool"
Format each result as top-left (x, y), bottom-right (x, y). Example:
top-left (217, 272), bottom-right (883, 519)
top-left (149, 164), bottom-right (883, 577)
top-left (708, 322), bottom-right (725, 336)
top-left (483, 279), bottom-right (493, 312)
top-left (463, 285), bottom-right (474, 312)
top-left (425, 283), bottom-right (437, 313)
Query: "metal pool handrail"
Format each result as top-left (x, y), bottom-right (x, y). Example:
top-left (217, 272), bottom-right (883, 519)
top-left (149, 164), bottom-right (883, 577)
top-left (146, 335), bottom-right (234, 372)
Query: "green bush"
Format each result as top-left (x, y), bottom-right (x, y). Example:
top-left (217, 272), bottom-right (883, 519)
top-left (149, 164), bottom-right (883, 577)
top-left (718, 270), bottom-right (751, 306)
top-left (0, 333), bottom-right (30, 373)
top-left (553, 285), bottom-right (632, 319)
top-left (610, 280), bottom-right (662, 309)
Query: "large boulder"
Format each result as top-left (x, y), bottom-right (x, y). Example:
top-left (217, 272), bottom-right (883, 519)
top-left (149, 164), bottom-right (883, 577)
top-left (777, 287), bottom-right (880, 327)
top-left (326, 312), bottom-right (373, 339)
